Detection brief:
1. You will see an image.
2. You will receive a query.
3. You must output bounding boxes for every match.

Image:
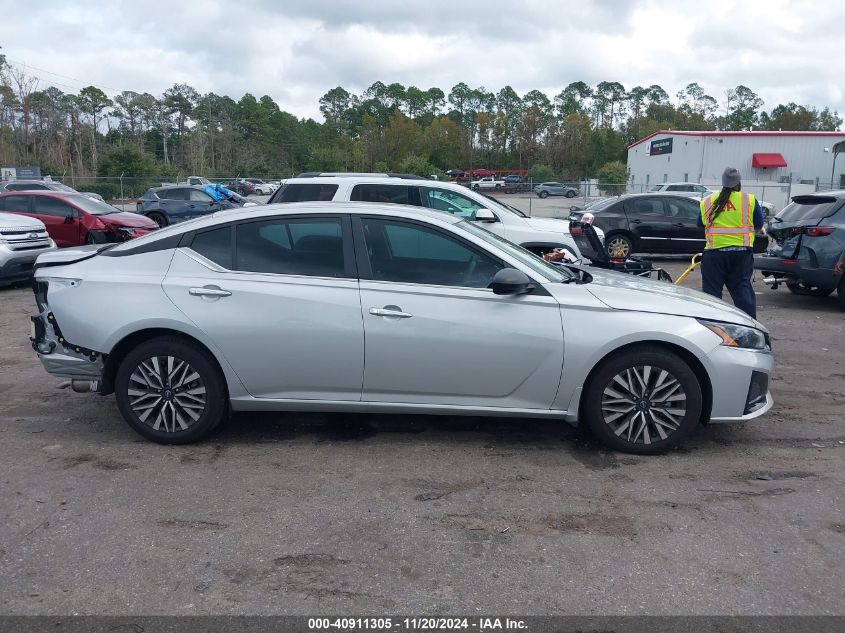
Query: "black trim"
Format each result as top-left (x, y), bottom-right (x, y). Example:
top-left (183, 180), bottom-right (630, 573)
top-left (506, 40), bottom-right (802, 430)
top-left (351, 216), bottom-right (373, 279)
top-left (101, 234), bottom-right (183, 257)
top-left (294, 172), bottom-right (427, 180)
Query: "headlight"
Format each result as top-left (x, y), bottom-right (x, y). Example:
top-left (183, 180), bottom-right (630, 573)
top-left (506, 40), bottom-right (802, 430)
top-left (698, 319), bottom-right (770, 350)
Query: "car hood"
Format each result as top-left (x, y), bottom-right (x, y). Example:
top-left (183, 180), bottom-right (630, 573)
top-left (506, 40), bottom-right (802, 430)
top-left (0, 212), bottom-right (46, 231)
top-left (523, 216), bottom-right (605, 239)
top-left (577, 267), bottom-right (762, 329)
top-left (98, 211), bottom-right (158, 229)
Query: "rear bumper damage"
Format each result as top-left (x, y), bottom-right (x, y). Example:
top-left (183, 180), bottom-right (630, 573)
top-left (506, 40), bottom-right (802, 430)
top-left (30, 306), bottom-right (104, 381)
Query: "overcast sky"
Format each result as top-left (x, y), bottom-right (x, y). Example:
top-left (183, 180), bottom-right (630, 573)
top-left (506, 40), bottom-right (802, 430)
top-left (1, 0), bottom-right (842, 123)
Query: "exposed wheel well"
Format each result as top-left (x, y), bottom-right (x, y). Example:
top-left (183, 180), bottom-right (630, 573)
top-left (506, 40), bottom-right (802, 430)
top-left (100, 328), bottom-right (225, 396)
top-left (578, 341), bottom-right (713, 426)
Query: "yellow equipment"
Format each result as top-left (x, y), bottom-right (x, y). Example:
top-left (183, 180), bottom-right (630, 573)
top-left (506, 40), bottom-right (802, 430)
top-left (674, 253), bottom-right (702, 285)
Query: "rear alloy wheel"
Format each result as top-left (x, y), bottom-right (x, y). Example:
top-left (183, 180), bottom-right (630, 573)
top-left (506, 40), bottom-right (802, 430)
top-left (147, 212), bottom-right (168, 227)
top-left (115, 337), bottom-right (227, 444)
top-left (538, 190), bottom-right (549, 198)
top-left (606, 233), bottom-right (634, 258)
top-left (786, 281), bottom-right (834, 297)
top-left (582, 347), bottom-right (703, 454)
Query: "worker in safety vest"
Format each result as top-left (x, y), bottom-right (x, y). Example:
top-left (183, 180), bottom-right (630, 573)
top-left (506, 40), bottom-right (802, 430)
top-left (697, 167), bottom-right (765, 318)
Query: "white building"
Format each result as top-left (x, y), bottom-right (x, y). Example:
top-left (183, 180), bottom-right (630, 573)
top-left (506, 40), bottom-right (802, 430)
top-left (626, 130), bottom-right (845, 210)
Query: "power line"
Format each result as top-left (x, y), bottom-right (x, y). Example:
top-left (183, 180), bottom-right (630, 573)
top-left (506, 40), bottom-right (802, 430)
top-left (4, 57), bottom-right (123, 93)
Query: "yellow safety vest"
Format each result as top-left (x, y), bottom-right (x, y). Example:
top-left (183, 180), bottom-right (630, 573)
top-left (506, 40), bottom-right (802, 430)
top-left (700, 191), bottom-right (756, 250)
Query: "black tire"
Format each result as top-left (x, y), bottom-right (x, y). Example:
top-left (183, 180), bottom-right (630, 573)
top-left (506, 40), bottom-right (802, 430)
top-left (147, 212), bottom-right (168, 227)
top-left (114, 336), bottom-right (228, 444)
top-left (786, 281), bottom-right (834, 297)
top-left (565, 190), bottom-right (577, 198)
top-left (472, 184), bottom-right (480, 191)
top-left (605, 232), bottom-right (634, 258)
top-left (581, 346), bottom-right (703, 454)
top-left (495, 184), bottom-right (501, 189)
top-left (538, 190), bottom-right (549, 199)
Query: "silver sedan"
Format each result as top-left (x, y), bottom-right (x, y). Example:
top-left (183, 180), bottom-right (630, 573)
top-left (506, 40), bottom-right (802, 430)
top-left (29, 202), bottom-right (773, 454)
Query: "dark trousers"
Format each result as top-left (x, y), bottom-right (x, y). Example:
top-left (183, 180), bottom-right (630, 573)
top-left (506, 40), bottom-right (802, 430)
top-left (701, 248), bottom-right (757, 318)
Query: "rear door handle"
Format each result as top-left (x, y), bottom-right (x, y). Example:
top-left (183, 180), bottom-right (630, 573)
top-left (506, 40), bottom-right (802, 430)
top-left (630, 219), bottom-right (642, 224)
top-left (369, 307), bottom-right (413, 318)
top-left (189, 286), bottom-right (232, 297)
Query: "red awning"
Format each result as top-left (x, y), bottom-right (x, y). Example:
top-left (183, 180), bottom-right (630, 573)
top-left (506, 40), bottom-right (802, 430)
top-left (752, 153), bottom-right (787, 168)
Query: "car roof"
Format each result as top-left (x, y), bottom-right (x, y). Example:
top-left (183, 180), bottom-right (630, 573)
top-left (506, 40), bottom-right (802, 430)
top-left (108, 201), bottom-right (462, 252)
top-left (281, 175), bottom-right (473, 193)
top-left (0, 190), bottom-right (86, 199)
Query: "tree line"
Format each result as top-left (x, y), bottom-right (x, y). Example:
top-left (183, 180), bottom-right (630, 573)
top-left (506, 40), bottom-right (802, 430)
top-left (0, 54), bottom-right (841, 197)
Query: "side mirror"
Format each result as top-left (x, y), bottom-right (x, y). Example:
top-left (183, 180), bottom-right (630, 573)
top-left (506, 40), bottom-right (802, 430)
top-left (475, 208), bottom-right (497, 223)
top-left (64, 215), bottom-right (75, 224)
top-left (490, 268), bottom-right (533, 295)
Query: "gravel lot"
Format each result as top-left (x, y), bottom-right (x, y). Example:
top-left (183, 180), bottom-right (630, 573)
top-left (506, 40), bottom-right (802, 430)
top-left (0, 254), bottom-right (843, 615)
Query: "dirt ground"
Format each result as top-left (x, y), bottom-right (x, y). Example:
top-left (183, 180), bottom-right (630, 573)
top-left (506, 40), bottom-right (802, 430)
top-left (0, 261), bottom-right (843, 615)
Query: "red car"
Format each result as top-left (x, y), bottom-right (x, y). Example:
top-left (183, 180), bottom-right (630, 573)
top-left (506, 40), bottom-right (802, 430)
top-left (0, 191), bottom-right (158, 247)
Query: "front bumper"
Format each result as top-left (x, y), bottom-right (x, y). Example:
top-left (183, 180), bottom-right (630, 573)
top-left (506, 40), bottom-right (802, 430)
top-left (706, 345), bottom-right (774, 422)
top-left (0, 245), bottom-right (54, 285)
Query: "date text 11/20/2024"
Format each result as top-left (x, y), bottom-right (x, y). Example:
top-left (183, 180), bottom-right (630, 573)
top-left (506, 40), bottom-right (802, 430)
top-left (308, 618), bottom-right (528, 631)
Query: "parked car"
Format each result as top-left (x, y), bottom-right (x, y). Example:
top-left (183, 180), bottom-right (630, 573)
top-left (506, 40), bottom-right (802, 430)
top-left (503, 175), bottom-right (523, 184)
top-left (269, 174), bottom-right (597, 259)
top-left (0, 179), bottom-right (106, 203)
top-left (571, 193), bottom-right (768, 258)
top-left (649, 182), bottom-right (714, 194)
top-left (137, 185), bottom-right (253, 227)
top-left (471, 176), bottom-right (505, 190)
top-left (534, 182), bottom-right (579, 198)
top-left (0, 191), bottom-right (157, 247)
top-left (219, 179), bottom-right (255, 196)
top-left (755, 191), bottom-right (845, 307)
top-left (245, 179), bottom-right (277, 195)
top-left (0, 212), bottom-right (55, 286)
top-left (29, 201), bottom-right (773, 453)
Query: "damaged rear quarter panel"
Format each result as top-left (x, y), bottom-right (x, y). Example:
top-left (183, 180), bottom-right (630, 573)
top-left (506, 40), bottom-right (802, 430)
top-left (38, 250), bottom-right (249, 398)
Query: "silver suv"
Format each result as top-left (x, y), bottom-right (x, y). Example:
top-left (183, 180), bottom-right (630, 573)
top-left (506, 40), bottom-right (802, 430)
top-left (269, 174), bottom-right (593, 258)
top-left (0, 212), bottom-right (55, 286)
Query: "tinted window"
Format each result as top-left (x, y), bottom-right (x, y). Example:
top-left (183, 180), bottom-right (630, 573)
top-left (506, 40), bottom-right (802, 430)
top-left (350, 184), bottom-right (420, 206)
top-left (191, 226), bottom-right (233, 269)
top-left (189, 189), bottom-right (213, 202)
top-left (665, 185), bottom-right (684, 191)
top-left (235, 218), bottom-right (346, 278)
top-left (666, 198), bottom-right (701, 219)
top-left (160, 188), bottom-right (189, 201)
top-left (361, 218), bottom-right (502, 288)
top-left (626, 198), bottom-right (666, 216)
top-left (33, 196), bottom-right (75, 217)
top-left (66, 195), bottom-right (117, 216)
top-left (1, 195), bottom-right (31, 212)
top-left (7, 183), bottom-right (48, 191)
top-left (420, 188), bottom-right (486, 219)
top-left (274, 184), bottom-right (338, 203)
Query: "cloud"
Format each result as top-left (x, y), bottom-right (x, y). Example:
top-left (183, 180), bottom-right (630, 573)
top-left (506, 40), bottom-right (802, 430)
top-left (0, 0), bottom-right (841, 124)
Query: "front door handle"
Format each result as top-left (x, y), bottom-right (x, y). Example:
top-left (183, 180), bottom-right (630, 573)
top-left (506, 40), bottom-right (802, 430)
top-left (369, 307), bottom-right (413, 318)
top-left (189, 286), bottom-right (232, 297)
top-left (673, 222), bottom-right (686, 228)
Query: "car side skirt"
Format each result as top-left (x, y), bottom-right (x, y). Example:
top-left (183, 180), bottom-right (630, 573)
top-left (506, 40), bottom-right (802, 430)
top-left (230, 396), bottom-right (571, 419)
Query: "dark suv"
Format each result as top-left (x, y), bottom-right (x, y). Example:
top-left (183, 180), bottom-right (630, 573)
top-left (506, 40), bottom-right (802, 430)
top-left (570, 193), bottom-right (705, 257)
top-left (137, 185), bottom-right (250, 227)
top-left (755, 191), bottom-right (845, 307)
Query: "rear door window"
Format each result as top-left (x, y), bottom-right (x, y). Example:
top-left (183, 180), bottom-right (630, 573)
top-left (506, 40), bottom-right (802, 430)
top-left (0, 195), bottom-right (32, 212)
top-left (626, 197), bottom-right (667, 216)
top-left (159, 188), bottom-right (188, 200)
top-left (273, 184), bottom-right (339, 203)
top-left (666, 198), bottom-right (701, 219)
top-left (235, 217), bottom-right (347, 278)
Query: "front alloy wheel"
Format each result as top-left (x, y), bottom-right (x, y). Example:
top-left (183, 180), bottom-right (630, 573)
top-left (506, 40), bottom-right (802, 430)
top-left (582, 347), bottom-right (702, 454)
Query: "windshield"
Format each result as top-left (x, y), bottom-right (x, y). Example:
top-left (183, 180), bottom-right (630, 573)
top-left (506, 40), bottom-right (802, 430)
top-left (775, 197), bottom-right (842, 223)
top-left (480, 193), bottom-right (527, 217)
top-left (457, 220), bottom-right (574, 282)
top-left (68, 194), bottom-right (119, 215)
